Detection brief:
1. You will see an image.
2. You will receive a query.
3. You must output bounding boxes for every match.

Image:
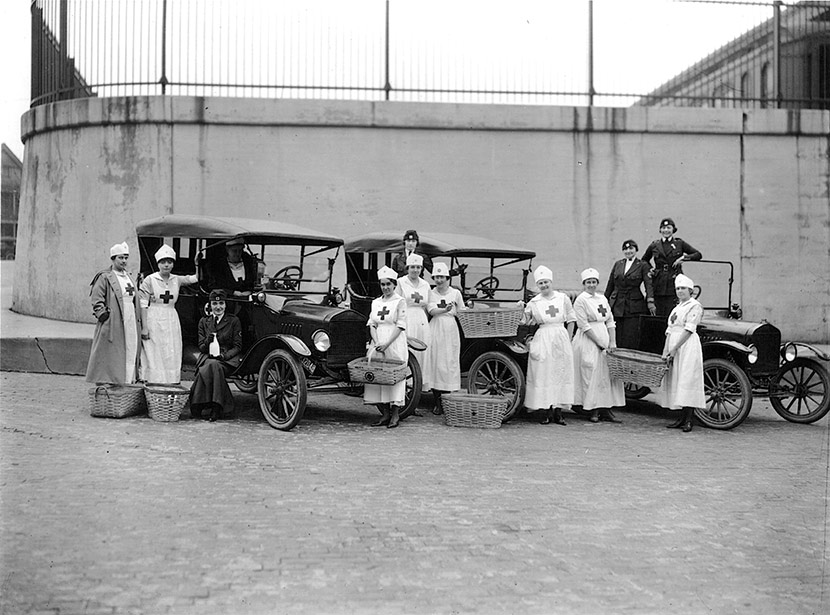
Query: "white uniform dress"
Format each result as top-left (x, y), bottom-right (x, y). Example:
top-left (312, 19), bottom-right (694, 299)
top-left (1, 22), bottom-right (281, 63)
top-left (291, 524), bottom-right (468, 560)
top-left (139, 272), bottom-right (198, 383)
top-left (659, 298), bottom-right (706, 409)
top-left (572, 291), bottom-right (625, 410)
top-left (425, 286), bottom-right (465, 392)
top-left (363, 294), bottom-right (408, 405)
top-left (113, 270), bottom-right (139, 384)
top-left (396, 275), bottom-right (432, 391)
top-left (524, 291), bottom-right (576, 410)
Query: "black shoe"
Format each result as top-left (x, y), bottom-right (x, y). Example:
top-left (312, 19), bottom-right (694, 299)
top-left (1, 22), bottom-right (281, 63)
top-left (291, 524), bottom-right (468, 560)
top-left (553, 409), bottom-right (567, 426)
top-left (190, 407), bottom-right (202, 420)
top-left (539, 413), bottom-right (552, 425)
top-left (371, 416), bottom-right (390, 427)
top-left (208, 406), bottom-right (220, 422)
top-left (682, 420), bottom-right (693, 433)
top-left (412, 410), bottom-right (424, 417)
top-left (600, 409), bottom-right (622, 423)
top-left (589, 411), bottom-right (599, 423)
top-left (387, 407), bottom-right (401, 429)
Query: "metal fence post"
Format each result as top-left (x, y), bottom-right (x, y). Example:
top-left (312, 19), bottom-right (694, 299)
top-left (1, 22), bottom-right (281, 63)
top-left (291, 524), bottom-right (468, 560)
top-left (384, 0), bottom-right (391, 101)
top-left (773, 0), bottom-right (781, 109)
top-left (588, 0), bottom-right (595, 107)
top-left (59, 0), bottom-right (68, 100)
top-left (160, 0), bottom-right (169, 94)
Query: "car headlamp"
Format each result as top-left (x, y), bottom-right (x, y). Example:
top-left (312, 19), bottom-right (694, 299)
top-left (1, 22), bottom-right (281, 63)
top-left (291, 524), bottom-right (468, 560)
top-left (312, 330), bottom-right (331, 352)
top-left (747, 344), bottom-right (758, 364)
top-left (781, 343), bottom-right (797, 362)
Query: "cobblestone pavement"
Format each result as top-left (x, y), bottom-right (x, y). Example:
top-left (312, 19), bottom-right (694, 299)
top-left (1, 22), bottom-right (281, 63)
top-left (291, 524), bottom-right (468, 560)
top-left (1, 372), bottom-right (828, 615)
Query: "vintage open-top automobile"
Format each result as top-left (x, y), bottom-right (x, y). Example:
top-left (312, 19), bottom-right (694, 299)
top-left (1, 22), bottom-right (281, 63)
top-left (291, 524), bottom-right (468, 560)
top-left (344, 231), bottom-right (537, 420)
top-left (627, 259), bottom-right (830, 429)
top-left (136, 214), bottom-right (423, 430)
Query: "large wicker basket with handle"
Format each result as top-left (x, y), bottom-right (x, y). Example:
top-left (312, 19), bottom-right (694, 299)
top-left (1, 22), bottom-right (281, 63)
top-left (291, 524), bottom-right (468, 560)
top-left (88, 384), bottom-right (146, 418)
top-left (443, 393), bottom-right (509, 428)
top-left (455, 307), bottom-right (523, 339)
top-left (348, 355), bottom-right (407, 385)
top-left (606, 348), bottom-right (670, 388)
top-left (145, 385), bottom-right (190, 422)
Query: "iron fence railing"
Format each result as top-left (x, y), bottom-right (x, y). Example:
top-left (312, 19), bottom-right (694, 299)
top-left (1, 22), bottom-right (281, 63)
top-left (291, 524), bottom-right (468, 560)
top-left (30, 0), bottom-right (830, 110)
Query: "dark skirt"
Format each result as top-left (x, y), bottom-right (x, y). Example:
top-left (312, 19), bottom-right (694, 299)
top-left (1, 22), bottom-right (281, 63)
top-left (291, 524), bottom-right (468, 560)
top-left (189, 357), bottom-right (235, 416)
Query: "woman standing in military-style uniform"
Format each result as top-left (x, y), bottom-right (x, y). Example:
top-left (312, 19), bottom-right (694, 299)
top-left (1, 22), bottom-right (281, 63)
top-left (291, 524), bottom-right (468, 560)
top-left (642, 217), bottom-right (702, 318)
top-left (604, 239), bottom-right (656, 349)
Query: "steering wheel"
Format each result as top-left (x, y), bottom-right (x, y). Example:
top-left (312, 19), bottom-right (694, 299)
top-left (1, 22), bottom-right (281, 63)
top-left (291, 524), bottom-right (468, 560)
top-left (474, 276), bottom-right (500, 299)
top-left (272, 266), bottom-right (302, 291)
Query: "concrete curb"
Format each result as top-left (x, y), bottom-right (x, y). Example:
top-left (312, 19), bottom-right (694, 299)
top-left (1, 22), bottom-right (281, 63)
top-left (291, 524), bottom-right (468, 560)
top-left (0, 337), bottom-right (90, 376)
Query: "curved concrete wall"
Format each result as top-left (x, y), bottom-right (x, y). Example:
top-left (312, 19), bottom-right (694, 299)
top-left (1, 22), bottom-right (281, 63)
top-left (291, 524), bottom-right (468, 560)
top-left (15, 96), bottom-right (830, 341)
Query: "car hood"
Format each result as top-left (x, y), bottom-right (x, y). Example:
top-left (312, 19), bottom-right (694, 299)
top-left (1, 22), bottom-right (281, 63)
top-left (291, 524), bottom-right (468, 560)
top-left (278, 300), bottom-right (365, 324)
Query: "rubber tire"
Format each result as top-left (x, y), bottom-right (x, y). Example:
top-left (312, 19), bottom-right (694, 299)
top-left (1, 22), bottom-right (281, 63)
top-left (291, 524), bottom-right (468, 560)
top-left (466, 351), bottom-right (526, 421)
top-left (399, 352), bottom-right (423, 420)
top-left (696, 357), bottom-right (752, 430)
top-left (769, 357), bottom-right (830, 424)
top-left (257, 349), bottom-right (307, 430)
top-left (624, 383), bottom-right (651, 400)
top-left (234, 373), bottom-right (258, 394)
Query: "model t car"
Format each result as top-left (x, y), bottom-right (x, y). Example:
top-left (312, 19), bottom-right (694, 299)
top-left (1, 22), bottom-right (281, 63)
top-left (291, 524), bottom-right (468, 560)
top-left (135, 215), bottom-right (423, 430)
top-left (626, 259), bottom-right (829, 429)
top-left (344, 231), bottom-right (536, 420)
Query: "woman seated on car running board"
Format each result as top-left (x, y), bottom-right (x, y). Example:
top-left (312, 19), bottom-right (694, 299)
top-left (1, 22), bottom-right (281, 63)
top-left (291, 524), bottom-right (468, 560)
top-left (189, 289), bottom-right (243, 422)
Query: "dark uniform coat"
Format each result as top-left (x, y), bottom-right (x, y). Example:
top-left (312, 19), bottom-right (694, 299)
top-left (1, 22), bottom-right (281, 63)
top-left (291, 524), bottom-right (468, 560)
top-left (85, 269), bottom-right (142, 384)
top-left (604, 258), bottom-right (654, 349)
top-left (642, 237), bottom-right (702, 317)
top-left (207, 252), bottom-right (257, 294)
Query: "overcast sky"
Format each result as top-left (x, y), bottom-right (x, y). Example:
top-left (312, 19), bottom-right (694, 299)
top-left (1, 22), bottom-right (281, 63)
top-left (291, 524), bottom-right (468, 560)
top-left (1, 0), bottom-right (776, 163)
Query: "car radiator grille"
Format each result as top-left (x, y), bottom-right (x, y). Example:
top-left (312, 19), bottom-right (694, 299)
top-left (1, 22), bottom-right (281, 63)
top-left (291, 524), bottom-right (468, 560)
top-left (327, 322), bottom-right (367, 367)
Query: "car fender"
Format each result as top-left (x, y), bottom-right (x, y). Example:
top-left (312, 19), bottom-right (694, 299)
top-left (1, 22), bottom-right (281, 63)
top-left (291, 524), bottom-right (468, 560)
top-left (782, 342), bottom-right (830, 362)
top-left (497, 337), bottom-right (528, 355)
top-left (236, 334), bottom-right (311, 376)
top-left (702, 339), bottom-right (752, 361)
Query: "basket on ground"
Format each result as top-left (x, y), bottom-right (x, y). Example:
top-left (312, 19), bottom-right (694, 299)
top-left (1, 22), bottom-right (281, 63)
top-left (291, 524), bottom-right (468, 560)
top-left (348, 357), bottom-right (407, 385)
top-left (455, 307), bottom-right (523, 339)
top-left (606, 348), bottom-right (670, 388)
top-left (443, 393), bottom-right (509, 428)
top-left (88, 384), bottom-right (146, 418)
top-left (145, 385), bottom-right (190, 422)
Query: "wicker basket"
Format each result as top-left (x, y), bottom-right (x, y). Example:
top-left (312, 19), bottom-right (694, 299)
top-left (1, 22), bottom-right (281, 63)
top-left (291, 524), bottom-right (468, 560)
top-left (606, 348), bottom-right (670, 388)
top-left (348, 356), bottom-right (407, 385)
top-left (443, 393), bottom-right (509, 428)
top-left (145, 385), bottom-right (190, 422)
top-left (456, 307), bottom-right (523, 339)
top-left (88, 385), bottom-right (146, 418)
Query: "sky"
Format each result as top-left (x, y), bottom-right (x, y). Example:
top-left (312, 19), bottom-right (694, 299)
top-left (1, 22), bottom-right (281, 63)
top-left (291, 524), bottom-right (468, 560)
top-left (0, 0), bottom-right (777, 163)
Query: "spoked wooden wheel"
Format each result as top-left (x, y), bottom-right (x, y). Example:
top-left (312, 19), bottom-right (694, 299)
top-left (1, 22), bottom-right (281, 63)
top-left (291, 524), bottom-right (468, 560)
top-left (257, 349), bottom-right (307, 430)
top-left (769, 358), bottom-right (830, 424)
top-left (696, 358), bottom-right (752, 430)
top-left (466, 351), bottom-right (525, 421)
top-left (400, 353), bottom-right (423, 419)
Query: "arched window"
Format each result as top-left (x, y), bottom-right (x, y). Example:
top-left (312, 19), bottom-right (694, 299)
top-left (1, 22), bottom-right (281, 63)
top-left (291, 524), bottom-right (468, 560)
top-left (741, 71), bottom-right (750, 106)
top-left (760, 63), bottom-right (771, 108)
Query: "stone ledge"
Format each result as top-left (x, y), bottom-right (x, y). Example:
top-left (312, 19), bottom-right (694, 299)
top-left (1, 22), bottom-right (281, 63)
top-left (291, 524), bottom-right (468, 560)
top-left (21, 96), bottom-right (830, 142)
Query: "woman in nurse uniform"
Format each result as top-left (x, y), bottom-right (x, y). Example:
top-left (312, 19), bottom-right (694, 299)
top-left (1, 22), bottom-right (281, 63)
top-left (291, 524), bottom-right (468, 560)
top-left (396, 252), bottom-right (432, 407)
top-left (572, 268), bottom-right (625, 423)
top-left (521, 265), bottom-right (576, 425)
top-left (660, 274), bottom-right (706, 433)
top-left (364, 266), bottom-right (408, 429)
